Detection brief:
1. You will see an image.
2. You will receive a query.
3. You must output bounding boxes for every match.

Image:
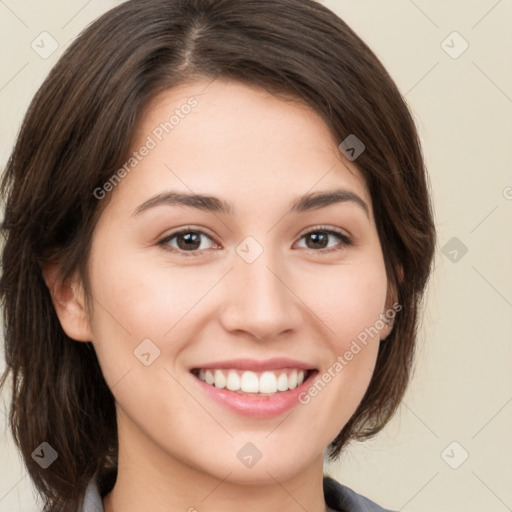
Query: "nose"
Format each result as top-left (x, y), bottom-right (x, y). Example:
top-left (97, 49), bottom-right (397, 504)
top-left (218, 251), bottom-right (303, 341)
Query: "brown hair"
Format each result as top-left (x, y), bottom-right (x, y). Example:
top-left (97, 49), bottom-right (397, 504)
top-left (0, 0), bottom-right (435, 510)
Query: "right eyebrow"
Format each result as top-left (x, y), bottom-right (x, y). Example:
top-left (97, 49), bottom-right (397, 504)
top-left (132, 191), bottom-right (234, 217)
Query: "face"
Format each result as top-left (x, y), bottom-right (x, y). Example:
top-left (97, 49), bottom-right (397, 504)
top-left (59, 79), bottom-right (394, 484)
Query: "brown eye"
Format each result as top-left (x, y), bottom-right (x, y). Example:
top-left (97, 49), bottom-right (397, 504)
top-left (160, 229), bottom-right (217, 257)
top-left (175, 231), bottom-right (202, 251)
top-left (304, 232), bottom-right (330, 249)
top-left (296, 228), bottom-right (352, 252)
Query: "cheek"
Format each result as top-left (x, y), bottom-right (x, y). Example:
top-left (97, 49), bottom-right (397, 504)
top-left (85, 255), bottom-right (207, 427)
top-left (85, 248), bottom-right (237, 390)
top-left (301, 258), bottom-right (389, 347)
top-left (84, 250), bottom-right (197, 381)
top-left (294, 257), bottom-right (387, 426)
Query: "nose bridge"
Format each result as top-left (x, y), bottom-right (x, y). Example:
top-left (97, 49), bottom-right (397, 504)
top-left (219, 239), bottom-right (302, 339)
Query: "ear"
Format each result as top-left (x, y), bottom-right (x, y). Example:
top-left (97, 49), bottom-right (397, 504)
top-left (42, 262), bottom-right (93, 342)
top-left (380, 264), bottom-right (403, 340)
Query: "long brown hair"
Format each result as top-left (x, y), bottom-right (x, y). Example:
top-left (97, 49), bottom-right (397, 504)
top-left (0, 0), bottom-right (436, 510)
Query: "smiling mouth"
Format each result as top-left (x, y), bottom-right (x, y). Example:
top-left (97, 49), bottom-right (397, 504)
top-left (190, 367), bottom-right (317, 396)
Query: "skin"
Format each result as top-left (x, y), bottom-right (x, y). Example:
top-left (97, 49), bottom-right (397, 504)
top-left (45, 79), bottom-right (396, 512)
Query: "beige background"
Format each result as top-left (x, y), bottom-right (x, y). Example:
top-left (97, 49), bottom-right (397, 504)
top-left (1, 1), bottom-right (511, 511)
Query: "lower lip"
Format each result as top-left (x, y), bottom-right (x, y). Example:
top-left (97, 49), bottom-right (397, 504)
top-left (191, 370), bottom-right (318, 418)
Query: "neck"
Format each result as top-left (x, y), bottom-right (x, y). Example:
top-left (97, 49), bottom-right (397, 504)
top-left (103, 413), bottom-right (331, 512)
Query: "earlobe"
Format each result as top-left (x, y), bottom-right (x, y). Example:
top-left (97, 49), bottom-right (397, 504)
top-left (379, 315), bottom-right (395, 340)
top-left (42, 262), bottom-right (93, 342)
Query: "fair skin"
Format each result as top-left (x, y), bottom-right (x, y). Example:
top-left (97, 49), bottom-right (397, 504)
top-left (44, 79), bottom-right (395, 512)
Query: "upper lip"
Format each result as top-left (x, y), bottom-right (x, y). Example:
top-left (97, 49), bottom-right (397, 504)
top-left (190, 358), bottom-right (316, 372)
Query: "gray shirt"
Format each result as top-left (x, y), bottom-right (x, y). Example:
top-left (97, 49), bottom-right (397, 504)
top-left (80, 467), bottom-right (396, 512)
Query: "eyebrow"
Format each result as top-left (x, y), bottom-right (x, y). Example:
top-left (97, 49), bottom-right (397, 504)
top-left (132, 188), bottom-right (370, 218)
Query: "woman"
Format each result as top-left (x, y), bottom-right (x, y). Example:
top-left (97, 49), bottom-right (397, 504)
top-left (0, 0), bottom-right (436, 511)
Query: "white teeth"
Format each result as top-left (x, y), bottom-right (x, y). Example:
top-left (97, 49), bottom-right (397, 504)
top-left (240, 371), bottom-right (259, 393)
top-left (288, 369), bottom-right (298, 389)
top-left (276, 372), bottom-right (288, 391)
top-left (226, 370), bottom-right (241, 391)
top-left (205, 370), bottom-right (214, 385)
top-left (196, 368), bottom-right (308, 394)
top-left (214, 369), bottom-right (226, 388)
top-left (259, 371), bottom-right (277, 393)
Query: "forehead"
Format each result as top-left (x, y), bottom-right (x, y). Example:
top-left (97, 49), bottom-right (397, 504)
top-left (113, 78), bottom-right (372, 216)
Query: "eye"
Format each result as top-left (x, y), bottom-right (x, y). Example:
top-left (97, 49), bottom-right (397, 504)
top-left (159, 228), bottom-right (219, 257)
top-left (158, 225), bottom-right (352, 258)
top-left (295, 226), bottom-right (352, 253)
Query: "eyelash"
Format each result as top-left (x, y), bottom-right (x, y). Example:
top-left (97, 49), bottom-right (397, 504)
top-left (158, 225), bottom-right (353, 258)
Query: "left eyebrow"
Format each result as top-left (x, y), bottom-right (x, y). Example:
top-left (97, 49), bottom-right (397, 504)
top-left (289, 189), bottom-right (370, 218)
top-left (131, 188), bottom-right (370, 218)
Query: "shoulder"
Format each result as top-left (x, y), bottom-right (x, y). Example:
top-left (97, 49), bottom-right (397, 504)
top-left (323, 474), bottom-right (397, 512)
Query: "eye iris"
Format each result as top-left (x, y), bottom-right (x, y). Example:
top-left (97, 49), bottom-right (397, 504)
top-left (177, 232), bottom-right (201, 250)
top-left (307, 232), bottom-right (328, 249)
